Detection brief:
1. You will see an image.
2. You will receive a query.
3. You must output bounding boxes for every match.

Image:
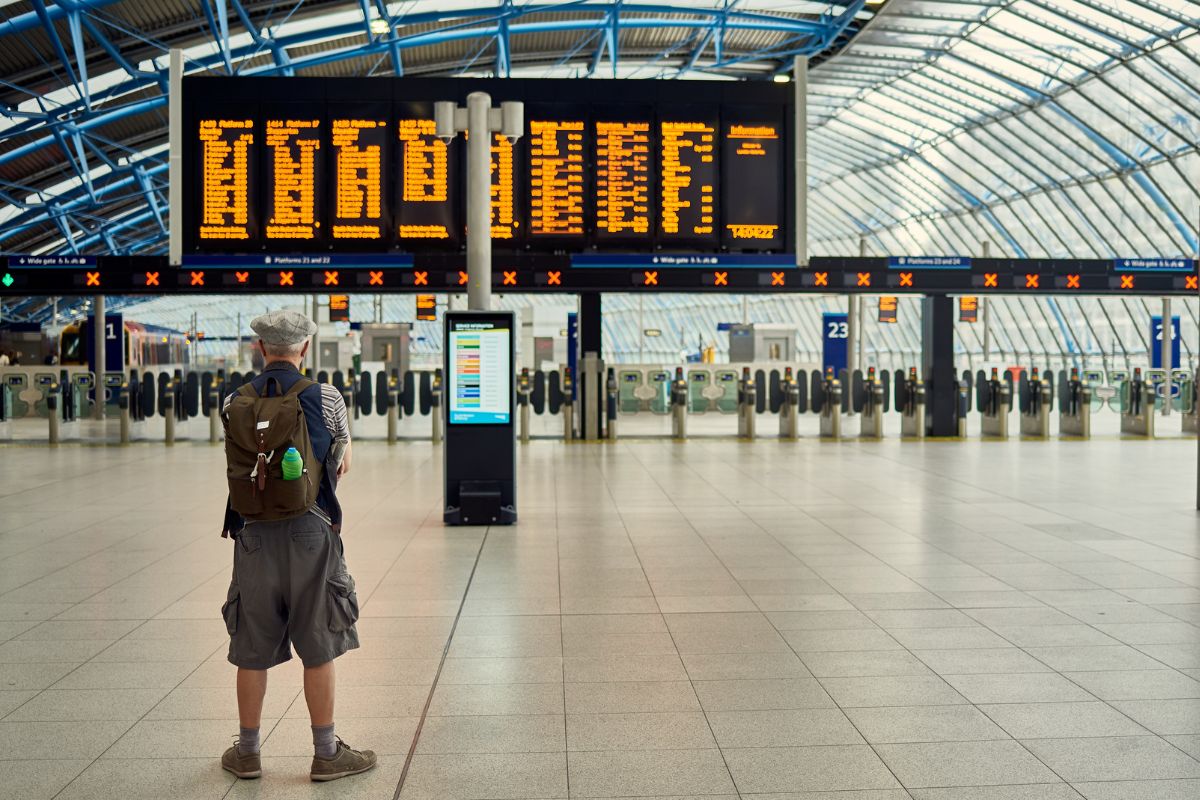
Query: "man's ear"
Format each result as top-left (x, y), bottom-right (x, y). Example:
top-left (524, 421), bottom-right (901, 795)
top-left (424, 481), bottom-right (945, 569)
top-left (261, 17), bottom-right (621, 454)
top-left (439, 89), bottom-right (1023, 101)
top-left (301, 340), bottom-right (310, 359)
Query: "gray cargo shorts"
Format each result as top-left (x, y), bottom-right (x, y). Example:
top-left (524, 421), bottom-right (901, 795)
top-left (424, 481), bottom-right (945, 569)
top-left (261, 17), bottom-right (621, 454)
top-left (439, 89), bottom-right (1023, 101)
top-left (221, 512), bottom-right (360, 670)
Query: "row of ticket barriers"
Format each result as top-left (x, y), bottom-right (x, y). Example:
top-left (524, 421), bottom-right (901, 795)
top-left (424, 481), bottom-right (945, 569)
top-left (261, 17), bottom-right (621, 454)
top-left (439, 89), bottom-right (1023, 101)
top-left (587, 364), bottom-right (1199, 440)
top-left (0, 364), bottom-right (1194, 444)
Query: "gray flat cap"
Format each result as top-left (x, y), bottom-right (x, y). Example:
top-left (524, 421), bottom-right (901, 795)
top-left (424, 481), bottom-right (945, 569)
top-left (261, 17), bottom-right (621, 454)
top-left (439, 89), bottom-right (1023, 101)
top-left (251, 309), bottom-right (317, 346)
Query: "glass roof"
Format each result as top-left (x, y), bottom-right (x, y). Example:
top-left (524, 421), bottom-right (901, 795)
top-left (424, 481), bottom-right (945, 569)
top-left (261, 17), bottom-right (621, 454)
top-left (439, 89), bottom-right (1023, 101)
top-left (807, 0), bottom-right (1200, 259)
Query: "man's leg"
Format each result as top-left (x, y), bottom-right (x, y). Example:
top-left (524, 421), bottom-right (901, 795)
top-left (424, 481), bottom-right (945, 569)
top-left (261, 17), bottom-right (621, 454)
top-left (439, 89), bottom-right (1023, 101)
top-left (236, 668), bottom-right (268, 757)
top-left (303, 660), bottom-right (334, 727)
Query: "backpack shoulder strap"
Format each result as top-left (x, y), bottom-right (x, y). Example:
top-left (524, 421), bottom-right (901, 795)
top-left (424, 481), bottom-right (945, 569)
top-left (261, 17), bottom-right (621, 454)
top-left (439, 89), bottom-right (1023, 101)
top-left (285, 376), bottom-right (317, 397)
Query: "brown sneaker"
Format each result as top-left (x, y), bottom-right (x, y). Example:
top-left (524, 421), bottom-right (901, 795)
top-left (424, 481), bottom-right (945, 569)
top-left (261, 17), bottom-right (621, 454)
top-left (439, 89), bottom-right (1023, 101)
top-left (221, 740), bottom-right (262, 779)
top-left (310, 738), bottom-right (377, 782)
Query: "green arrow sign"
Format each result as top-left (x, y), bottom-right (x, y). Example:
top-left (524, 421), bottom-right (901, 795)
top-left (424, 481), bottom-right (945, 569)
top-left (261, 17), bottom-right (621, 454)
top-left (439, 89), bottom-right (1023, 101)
top-left (1, 273), bottom-right (13, 288)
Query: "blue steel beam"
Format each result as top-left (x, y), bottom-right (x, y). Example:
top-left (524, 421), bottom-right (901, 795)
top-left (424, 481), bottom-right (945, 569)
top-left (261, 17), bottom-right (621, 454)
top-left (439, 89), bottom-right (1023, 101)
top-left (6, 1), bottom-right (858, 255)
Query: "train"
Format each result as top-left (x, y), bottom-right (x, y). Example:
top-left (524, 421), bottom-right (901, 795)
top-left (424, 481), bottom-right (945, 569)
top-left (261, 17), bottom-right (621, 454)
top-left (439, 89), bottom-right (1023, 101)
top-left (57, 320), bottom-right (191, 368)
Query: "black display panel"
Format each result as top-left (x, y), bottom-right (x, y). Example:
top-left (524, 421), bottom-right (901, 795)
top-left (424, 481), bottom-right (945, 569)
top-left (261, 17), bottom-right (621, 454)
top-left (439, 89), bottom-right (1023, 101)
top-left (182, 77), bottom-right (793, 254)
top-left (720, 110), bottom-right (785, 250)
top-left (396, 103), bottom-right (459, 247)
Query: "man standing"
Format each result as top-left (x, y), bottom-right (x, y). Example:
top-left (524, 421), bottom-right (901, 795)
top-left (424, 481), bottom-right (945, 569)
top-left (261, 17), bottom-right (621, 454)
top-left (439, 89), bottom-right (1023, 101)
top-left (219, 309), bottom-right (376, 782)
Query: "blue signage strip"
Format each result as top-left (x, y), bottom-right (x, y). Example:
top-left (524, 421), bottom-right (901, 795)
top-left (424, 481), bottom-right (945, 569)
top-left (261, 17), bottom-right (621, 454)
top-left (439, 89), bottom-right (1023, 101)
top-left (181, 254), bottom-right (415, 268)
top-left (886, 256), bottom-right (970, 270)
top-left (11, 255), bottom-right (97, 268)
top-left (822, 312), bottom-right (848, 377)
top-left (1151, 316), bottom-right (1181, 370)
top-left (571, 254), bottom-right (796, 269)
top-left (1116, 258), bottom-right (1193, 272)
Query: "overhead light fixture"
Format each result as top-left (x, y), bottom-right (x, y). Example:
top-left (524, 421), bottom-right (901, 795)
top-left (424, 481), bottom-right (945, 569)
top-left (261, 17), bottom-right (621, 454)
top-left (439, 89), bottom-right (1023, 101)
top-left (773, 74), bottom-right (790, 83)
top-left (369, 18), bottom-right (390, 35)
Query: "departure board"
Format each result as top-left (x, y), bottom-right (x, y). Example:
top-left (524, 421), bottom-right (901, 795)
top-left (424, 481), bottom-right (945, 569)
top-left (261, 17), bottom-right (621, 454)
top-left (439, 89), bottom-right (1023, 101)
top-left (660, 118), bottom-right (717, 245)
top-left (198, 118), bottom-right (255, 241)
top-left (331, 117), bottom-right (386, 240)
top-left (490, 133), bottom-right (518, 240)
top-left (264, 117), bottom-right (321, 241)
top-left (183, 77), bottom-right (793, 254)
top-left (721, 119), bottom-right (784, 250)
top-left (528, 119), bottom-right (586, 237)
top-left (595, 120), bottom-right (652, 239)
top-left (397, 118), bottom-right (456, 243)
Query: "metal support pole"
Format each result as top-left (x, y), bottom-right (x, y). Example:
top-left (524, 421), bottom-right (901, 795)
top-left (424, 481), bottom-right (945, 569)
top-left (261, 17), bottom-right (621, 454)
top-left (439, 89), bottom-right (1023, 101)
top-left (93, 295), bottom-right (105, 420)
top-left (467, 92), bottom-right (493, 311)
top-left (119, 393), bottom-right (130, 445)
top-left (1163, 297), bottom-right (1172, 417)
top-left (168, 49), bottom-right (182, 266)
top-left (164, 390), bottom-right (175, 446)
top-left (47, 389), bottom-right (60, 445)
top-left (793, 56), bottom-right (808, 268)
top-left (208, 390), bottom-right (220, 443)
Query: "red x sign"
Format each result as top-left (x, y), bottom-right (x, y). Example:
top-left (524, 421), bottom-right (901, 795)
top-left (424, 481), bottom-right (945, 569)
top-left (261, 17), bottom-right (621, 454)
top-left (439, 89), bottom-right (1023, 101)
top-left (502, 271), bottom-right (517, 286)
top-left (547, 271), bottom-right (562, 286)
top-left (714, 271), bottom-right (728, 286)
top-left (1066, 274), bottom-right (1081, 289)
top-left (1119, 274), bottom-right (1134, 289)
top-left (324, 270), bottom-right (339, 286)
top-left (190, 271), bottom-right (205, 286)
top-left (814, 272), bottom-right (828, 287)
top-left (983, 273), bottom-right (998, 287)
top-left (235, 271), bottom-right (250, 284)
top-left (771, 272), bottom-right (785, 286)
top-left (458, 271), bottom-right (469, 286)
top-left (368, 270), bottom-right (383, 286)
top-left (1187, 275), bottom-right (1198, 290)
top-left (144, 271), bottom-right (159, 286)
top-left (644, 271), bottom-right (658, 286)
top-left (857, 272), bottom-right (871, 287)
top-left (1025, 274), bottom-right (1039, 289)
top-left (279, 271), bottom-right (294, 286)
top-left (86, 271), bottom-right (100, 286)
top-left (899, 272), bottom-right (913, 287)
top-left (414, 271), bottom-right (429, 286)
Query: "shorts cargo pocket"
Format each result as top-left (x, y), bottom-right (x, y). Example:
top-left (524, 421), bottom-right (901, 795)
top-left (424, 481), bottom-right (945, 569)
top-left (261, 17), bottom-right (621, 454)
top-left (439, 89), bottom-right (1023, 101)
top-left (221, 583), bottom-right (240, 636)
top-left (326, 573), bottom-right (359, 633)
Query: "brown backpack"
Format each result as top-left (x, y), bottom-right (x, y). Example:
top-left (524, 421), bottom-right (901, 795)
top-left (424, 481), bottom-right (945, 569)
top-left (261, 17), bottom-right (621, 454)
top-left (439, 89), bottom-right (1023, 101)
top-left (225, 376), bottom-right (323, 520)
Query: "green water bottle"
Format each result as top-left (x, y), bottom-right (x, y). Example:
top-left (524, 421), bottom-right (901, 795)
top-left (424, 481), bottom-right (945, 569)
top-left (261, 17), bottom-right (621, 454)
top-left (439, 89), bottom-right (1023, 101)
top-left (281, 447), bottom-right (303, 481)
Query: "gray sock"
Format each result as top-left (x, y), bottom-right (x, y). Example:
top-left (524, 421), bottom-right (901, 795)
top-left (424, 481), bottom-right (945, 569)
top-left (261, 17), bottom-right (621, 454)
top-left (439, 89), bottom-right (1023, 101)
top-left (237, 727), bottom-right (260, 756)
top-left (312, 724), bottom-right (336, 759)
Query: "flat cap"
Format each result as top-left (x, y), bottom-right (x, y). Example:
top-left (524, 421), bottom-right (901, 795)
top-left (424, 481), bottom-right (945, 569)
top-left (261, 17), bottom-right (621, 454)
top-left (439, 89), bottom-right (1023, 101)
top-left (251, 309), bottom-right (317, 346)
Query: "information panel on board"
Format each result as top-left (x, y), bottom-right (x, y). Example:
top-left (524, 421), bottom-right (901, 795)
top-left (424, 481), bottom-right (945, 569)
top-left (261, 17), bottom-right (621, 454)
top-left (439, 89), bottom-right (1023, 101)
top-left (448, 319), bottom-right (512, 425)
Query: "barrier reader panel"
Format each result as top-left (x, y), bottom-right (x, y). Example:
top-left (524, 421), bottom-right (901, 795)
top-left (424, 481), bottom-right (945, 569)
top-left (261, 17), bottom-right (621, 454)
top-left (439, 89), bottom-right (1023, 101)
top-left (443, 311), bottom-right (516, 526)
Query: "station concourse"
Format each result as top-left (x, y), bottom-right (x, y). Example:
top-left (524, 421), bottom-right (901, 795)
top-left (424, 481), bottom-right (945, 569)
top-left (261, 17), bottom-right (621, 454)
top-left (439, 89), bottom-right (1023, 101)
top-left (2, 1), bottom-right (1200, 799)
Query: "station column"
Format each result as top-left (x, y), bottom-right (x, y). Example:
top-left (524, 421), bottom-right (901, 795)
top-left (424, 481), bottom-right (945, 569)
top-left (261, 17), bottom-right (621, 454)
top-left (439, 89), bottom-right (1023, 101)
top-left (922, 294), bottom-right (956, 436)
top-left (579, 293), bottom-right (603, 440)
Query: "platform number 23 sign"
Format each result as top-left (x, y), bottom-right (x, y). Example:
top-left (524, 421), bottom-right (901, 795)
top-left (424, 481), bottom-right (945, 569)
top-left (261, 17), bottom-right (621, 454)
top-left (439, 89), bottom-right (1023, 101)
top-left (826, 321), bottom-right (849, 339)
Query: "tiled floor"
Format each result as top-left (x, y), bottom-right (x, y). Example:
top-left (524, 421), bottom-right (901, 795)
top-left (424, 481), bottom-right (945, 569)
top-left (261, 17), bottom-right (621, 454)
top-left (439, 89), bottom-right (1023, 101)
top-left (1, 436), bottom-right (1199, 799)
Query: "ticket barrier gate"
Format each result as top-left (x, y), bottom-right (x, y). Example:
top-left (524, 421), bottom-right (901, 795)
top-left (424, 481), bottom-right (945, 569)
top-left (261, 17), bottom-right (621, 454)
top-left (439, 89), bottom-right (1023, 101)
top-left (517, 368), bottom-right (533, 443)
top-left (561, 368), bottom-right (575, 442)
top-left (606, 369), bottom-right (618, 441)
top-left (33, 374), bottom-right (60, 443)
top-left (714, 370), bottom-right (739, 415)
top-left (778, 367), bottom-right (801, 440)
top-left (207, 374), bottom-right (224, 443)
top-left (1181, 375), bottom-right (1199, 435)
top-left (1058, 368), bottom-right (1091, 439)
top-left (103, 374), bottom-right (131, 444)
top-left (814, 369), bottom-right (843, 440)
top-left (1120, 368), bottom-right (1155, 438)
top-left (855, 367), bottom-right (887, 440)
top-left (897, 368), bottom-right (925, 439)
top-left (65, 372), bottom-right (94, 422)
top-left (386, 372), bottom-right (400, 444)
top-left (979, 368), bottom-right (1011, 439)
top-left (954, 374), bottom-right (971, 438)
top-left (738, 367), bottom-right (757, 440)
top-left (618, 371), bottom-right (644, 413)
top-left (430, 370), bottom-right (443, 444)
top-left (671, 367), bottom-right (688, 440)
top-left (4, 373), bottom-right (30, 420)
top-left (162, 374), bottom-right (179, 446)
top-left (1018, 368), bottom-right (1053, 439)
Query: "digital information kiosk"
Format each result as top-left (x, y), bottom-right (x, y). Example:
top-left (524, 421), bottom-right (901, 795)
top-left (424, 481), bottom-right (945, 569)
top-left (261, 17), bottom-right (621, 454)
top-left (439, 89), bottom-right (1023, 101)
top-left (443, 310), bottom-right (517, 525)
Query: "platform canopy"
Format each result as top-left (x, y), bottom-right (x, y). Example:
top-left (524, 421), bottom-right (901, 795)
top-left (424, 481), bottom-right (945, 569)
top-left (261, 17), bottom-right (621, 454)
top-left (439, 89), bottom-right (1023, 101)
top-left (0, 0), bottom-right (1196, 262)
